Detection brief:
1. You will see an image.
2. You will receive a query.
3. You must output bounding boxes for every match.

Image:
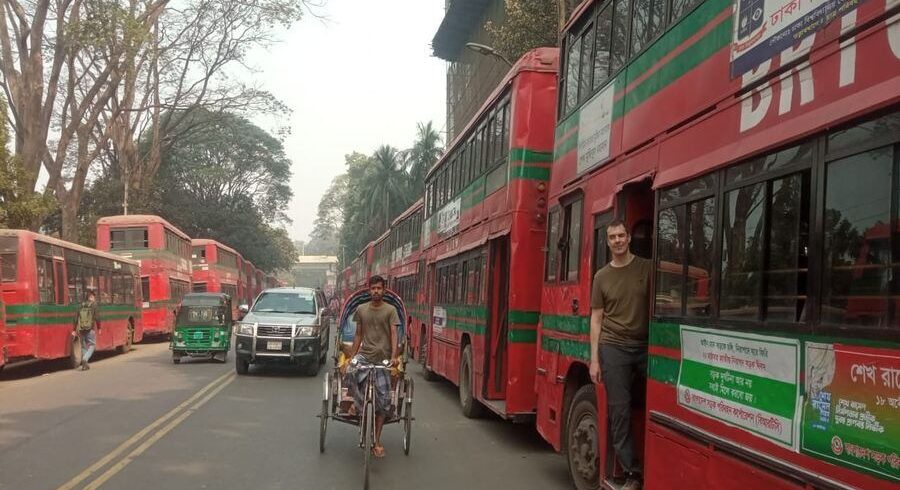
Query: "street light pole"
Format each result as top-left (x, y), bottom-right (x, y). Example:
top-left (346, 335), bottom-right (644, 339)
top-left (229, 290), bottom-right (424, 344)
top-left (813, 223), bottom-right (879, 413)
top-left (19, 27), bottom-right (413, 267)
top-left (465, 42), bottom-right (513, 67)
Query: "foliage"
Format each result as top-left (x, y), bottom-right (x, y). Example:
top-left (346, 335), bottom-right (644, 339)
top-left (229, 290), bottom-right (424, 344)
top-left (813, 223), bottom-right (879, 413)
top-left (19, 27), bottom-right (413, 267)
top-left (0, 99), bottom-right (55, 229)
top-left (406, 122), bottom-right (442, 197)
top-left (485, 0), bottom-right (561, 62)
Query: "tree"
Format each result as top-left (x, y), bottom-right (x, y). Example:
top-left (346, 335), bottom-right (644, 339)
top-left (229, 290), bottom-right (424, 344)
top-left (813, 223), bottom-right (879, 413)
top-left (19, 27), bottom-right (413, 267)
top-left (307, 174), bottom-right (346, 256)
top-left (0, 98), bottom-right (54, 228)
top-left (406, 121), bottom-right (442, 197)
top-left (485, 0), bottom-right (565, 62)
top-left (143, 109), bottom-right (295, 271)
top-left (361, 145), bottom-right (411, 236)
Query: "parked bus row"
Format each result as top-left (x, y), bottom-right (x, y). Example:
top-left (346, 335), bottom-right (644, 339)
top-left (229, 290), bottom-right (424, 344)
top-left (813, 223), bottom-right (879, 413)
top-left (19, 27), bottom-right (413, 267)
top-left (339, 1), bottom-right (900, 487)
top-left (0, 215), bottom-right (282, 372)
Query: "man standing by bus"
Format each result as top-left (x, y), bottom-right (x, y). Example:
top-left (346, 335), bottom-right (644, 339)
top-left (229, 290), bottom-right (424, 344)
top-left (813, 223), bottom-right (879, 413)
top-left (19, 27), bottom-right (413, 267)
top-left (349, 275), bottom-right (400, 458)
top-left (589, 220), bottom-right (652, 490)
top-left (72, 291), bottom-right (100, 371)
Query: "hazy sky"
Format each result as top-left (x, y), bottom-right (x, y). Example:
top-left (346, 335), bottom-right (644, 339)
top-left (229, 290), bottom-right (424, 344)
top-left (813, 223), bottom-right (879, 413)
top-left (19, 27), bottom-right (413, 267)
top-left (253, 1), bottom-right (448, 243)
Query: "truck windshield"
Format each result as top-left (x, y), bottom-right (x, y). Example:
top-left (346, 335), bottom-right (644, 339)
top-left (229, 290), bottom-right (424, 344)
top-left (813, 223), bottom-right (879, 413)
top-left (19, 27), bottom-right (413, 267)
top-left (252, 292), bottom-right (316, 314)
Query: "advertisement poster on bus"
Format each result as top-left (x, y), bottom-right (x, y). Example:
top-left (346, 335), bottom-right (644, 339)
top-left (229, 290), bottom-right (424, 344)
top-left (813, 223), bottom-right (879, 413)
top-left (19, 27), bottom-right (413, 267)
top-left (730, 0), bottom-right (870, 77)
top-left (801, 343), bottom-right (899, 482)
top-left (677, 325), bottom-right (801, 447)
top-left (576, 81), bottom-right (615, 174)
top-left (432, 306), bottom-right (447, 337)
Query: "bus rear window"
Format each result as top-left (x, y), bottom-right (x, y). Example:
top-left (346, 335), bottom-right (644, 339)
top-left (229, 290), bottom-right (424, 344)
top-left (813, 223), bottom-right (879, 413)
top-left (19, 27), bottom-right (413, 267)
top-left (110, 228), bottom-right (148, 249)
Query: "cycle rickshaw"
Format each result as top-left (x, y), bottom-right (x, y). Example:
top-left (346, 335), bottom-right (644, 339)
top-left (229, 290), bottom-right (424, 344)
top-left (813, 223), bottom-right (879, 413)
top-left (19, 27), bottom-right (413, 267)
top-left (318, 288), bottom-right (414, 488)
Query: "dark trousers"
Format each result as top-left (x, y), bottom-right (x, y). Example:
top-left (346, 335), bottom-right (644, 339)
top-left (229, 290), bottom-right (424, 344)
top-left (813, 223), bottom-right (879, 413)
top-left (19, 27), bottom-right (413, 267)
top-left (599, 343), bottom-right (647, 475)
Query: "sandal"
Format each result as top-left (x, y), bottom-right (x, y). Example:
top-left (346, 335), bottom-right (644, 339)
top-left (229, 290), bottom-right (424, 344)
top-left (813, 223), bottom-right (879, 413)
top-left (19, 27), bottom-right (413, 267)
top-left (372, 446), bottom-right (386, 458)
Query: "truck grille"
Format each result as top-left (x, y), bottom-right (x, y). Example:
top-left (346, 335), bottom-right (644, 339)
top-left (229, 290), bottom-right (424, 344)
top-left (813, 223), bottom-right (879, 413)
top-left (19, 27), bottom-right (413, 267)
top-left (257, 325), bottom-right (293, 337)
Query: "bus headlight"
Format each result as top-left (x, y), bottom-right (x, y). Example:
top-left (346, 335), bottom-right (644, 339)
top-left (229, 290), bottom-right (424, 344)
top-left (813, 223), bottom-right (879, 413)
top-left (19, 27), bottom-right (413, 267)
top-left (237, 323), bottom-right (255, 335)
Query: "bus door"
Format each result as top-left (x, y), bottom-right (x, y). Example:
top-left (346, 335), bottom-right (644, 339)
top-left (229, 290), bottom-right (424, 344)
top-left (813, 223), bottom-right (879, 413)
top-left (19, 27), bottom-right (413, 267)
top-left (602, 179), bottom-right (654, 482)
top-left (485, 237), bottom-right (510, 400)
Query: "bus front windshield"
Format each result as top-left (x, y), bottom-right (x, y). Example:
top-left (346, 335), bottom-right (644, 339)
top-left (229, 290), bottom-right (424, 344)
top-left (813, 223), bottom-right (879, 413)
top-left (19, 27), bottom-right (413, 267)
top-left (252, 292), bottom-right (316, 315)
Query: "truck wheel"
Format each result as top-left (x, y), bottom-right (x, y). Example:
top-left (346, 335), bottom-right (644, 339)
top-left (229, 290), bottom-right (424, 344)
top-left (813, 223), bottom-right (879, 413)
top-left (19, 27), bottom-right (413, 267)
top-left (235, 355), bottom-right (250, 375)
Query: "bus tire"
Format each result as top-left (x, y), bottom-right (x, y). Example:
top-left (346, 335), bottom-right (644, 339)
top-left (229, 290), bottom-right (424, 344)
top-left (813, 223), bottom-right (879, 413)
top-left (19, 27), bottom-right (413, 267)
top-left (235, 355), bottom-right (250, 375)
top-left (566, 385), bottom-right (600, 490)
top-left (68, 335), bottom-right (84, 369)
top-left (459, 344), bottom-right (484, 418)
top-left (118, 323), bottom-right (134, 355)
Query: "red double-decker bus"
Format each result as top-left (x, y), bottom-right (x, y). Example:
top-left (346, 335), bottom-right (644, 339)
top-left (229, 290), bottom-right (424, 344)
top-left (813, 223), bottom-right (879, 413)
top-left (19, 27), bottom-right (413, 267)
top-left (419, 47), bottom-right (558, 420)
top-left (0, 230), bottom-right (142, 369)
top-left (191, 239), bottom-right (241, 316)
top-left (97, 215), bottom-right (192, 339)
top-left (349, 242), bottom-right (374, 292)
top-left (254, 269), bottom-right (264, 298)
top-left (539, 0), bottom-right (900, 488)
top-left (241, 259), bottom-right (258, 306)
top-left (371, 230), bottom-right (392, 283)
top-left (387, 200), bottom-right (425, 359)
top-left (0, 256), bottom-right (5, 372)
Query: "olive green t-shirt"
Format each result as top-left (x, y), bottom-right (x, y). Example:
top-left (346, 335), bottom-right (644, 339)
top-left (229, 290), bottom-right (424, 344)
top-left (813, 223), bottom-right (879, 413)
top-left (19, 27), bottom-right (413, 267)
top-left (590, 256), bottom-right (652, 347)
top-left (353, 301), bottom-right (400, 363)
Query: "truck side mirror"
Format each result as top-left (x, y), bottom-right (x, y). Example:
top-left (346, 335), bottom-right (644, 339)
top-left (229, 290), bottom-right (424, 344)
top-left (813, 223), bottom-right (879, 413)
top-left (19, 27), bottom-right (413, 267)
top-left (239, 304), bottom-right (249, 314)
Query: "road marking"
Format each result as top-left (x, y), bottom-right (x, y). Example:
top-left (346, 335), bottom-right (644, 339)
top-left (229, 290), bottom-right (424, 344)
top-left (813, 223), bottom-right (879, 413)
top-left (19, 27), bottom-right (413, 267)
top-left (56, 371), bottom-right (234, 490)
top-left (82, 373), bottom-right (236, 489)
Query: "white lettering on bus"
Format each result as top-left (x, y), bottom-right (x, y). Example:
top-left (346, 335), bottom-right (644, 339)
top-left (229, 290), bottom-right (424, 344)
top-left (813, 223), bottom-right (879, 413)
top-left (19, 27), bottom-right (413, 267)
top-left (839, 11), bottom-right (857, 87)
top-left (740, 61), bottom-right (773, 132)
top-left (777, 37), bottom-right (816, 116)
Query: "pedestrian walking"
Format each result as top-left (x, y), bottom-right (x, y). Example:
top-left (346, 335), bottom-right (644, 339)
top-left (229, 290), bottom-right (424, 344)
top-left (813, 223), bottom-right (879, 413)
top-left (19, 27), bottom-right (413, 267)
top-left (72, 291), bottom-right (100, 371)
top-left (589, 219), bottom-right (652, 490)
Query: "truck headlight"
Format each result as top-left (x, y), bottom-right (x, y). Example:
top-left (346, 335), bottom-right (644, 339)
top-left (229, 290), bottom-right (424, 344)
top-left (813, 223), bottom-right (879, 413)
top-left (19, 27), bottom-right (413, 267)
top-left (295, 325), bottom-right (316, 337)
top-left (238, 323), bottom-right (255, 335)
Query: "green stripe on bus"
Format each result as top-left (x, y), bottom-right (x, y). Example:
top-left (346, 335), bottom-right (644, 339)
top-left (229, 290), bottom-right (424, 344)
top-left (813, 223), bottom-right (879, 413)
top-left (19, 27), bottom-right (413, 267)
top-left (7, 304), bottom-right (139, 314)
top-left (509, 310), bottom-right (540, 324)
top-left (443, 305), bottom-right (487, 320)
top-left (541, 336), bottom-right (590, 361)
top-left (554, 131), bottom-right (579, 159)
top-left (541, 314), bottom-right (590, 335)
top-left (510, 165), bottom-right (550, 181)
top-left (620, 18), bottom-right (732, 117)
top-left (509, 329), bottom-right (537, 343)
top-left (649, 321), bottom-right (681, 350)
top-left (680, 359), bottom-right (796, 418)
top-left (508, 148), bottom-right (553, 164)
top-left (627, 0), bottom-right (731, 77)
top-left (649, 354), bottom-right (679, 385)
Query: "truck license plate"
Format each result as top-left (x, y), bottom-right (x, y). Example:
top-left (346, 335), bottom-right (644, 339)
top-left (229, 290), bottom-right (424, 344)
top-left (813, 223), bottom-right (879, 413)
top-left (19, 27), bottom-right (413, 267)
top-left (266, 341), bottom-right (282, 351)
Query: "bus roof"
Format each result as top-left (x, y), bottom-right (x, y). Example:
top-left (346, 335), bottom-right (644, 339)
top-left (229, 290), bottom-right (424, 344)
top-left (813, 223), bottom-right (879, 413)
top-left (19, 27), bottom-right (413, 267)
top-left (97, 214), bottom-right (191, 241)
top-left (0, 229), bottom-right (140, 266)
top-left (191, 238), bottom-right (240, 256)
top-left (391, 198), bottom-right (423, 227)
top-left (426, 47), bottom-right (558, 181)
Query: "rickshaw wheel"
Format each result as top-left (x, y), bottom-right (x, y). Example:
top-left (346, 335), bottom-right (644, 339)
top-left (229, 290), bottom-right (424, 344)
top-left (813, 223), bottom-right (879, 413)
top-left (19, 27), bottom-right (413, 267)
top-left (319, 372), bottom-right (330, 453)
top-left (319, 398), bottom-right (328, 453)
top-left (363, 401), bottom-right (374, 490)
top-left (403, 378), bottom-right (413, 455)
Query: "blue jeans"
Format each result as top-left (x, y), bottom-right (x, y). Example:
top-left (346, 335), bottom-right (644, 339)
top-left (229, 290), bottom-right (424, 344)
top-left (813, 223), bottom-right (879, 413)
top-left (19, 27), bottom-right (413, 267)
top-left (79, 330), bottom-right (96, 363)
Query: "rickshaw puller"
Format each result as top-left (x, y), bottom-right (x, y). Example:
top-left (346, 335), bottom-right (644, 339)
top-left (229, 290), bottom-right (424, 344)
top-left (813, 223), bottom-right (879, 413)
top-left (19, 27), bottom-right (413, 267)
top-left (347, 275), bottom-right (400, 458)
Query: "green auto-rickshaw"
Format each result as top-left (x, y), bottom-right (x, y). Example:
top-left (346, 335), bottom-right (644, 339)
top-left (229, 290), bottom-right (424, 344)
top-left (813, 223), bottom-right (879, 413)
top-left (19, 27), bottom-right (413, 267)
top-left (171, 293), bottom-right (232, 364)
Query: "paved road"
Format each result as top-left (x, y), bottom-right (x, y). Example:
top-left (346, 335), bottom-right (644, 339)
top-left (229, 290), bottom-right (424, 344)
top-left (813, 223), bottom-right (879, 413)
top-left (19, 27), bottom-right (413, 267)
top-left (0, 341), bottom-right (570, 490)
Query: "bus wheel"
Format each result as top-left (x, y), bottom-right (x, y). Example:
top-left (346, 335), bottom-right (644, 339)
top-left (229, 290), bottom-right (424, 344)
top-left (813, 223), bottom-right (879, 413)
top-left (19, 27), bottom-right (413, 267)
top-left (68, 335), bottom-right (84, 369)
top-left (459, 345), bottom-right (484, 418)
top-left (118, 324), bottom-right (134, 354)
top-left (567, 385), bottom-right (600, 490)
top-left (421, 330), bottom-right (439, 382)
